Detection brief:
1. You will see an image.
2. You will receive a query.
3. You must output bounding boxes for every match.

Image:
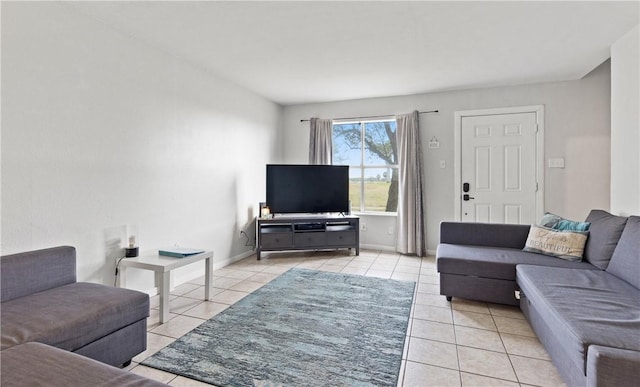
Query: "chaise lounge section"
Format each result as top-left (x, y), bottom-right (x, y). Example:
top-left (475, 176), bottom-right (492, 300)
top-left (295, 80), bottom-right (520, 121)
top-left (1, 246), bottom-right (149, 367)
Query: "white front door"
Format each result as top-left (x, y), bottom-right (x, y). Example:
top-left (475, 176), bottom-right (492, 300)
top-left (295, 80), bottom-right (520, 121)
top-left (458, 110), bottom-right (541, 224)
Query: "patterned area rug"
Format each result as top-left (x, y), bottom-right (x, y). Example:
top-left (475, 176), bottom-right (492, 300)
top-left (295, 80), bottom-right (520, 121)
top-left (142, 268), bottom-right (415, 386)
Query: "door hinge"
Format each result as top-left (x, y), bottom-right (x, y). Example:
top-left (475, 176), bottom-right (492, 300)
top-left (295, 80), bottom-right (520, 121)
top-left (536, 182), bottom-right (539, 191)
top-left (535, 124), bottom-right (539, 133)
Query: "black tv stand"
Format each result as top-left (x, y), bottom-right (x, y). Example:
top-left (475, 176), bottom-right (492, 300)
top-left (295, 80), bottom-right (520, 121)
top-left (256, 215), bottom-right (359, 260)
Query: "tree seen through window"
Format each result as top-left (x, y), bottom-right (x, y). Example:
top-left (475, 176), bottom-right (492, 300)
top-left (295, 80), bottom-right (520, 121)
top-left (332, 120), bottom-right (398, 212)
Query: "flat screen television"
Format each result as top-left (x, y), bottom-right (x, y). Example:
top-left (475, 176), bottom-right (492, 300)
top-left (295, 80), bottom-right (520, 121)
top-left (266, 164), bottom-right (349, 214)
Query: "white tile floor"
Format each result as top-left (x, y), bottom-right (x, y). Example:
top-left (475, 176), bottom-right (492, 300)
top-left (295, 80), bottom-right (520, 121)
top-left (127, 250), bottom-right (566, 387)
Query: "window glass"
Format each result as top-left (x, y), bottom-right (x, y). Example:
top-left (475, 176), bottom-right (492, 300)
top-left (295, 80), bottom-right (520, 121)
top-left (363, 167), bottom-right (398, 212)
top-left (348, 167), bottom-right (362, 211)
top-left (332, 122), bottom-right (361, 166)
top-left (333, 119), bottom-right (398, 213)
top-left (364, 121), bottom-right (397, 165)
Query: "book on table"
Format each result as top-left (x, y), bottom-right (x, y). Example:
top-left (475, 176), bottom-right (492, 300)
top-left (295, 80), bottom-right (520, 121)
top-left (158, 247), bottom-right (205, 258)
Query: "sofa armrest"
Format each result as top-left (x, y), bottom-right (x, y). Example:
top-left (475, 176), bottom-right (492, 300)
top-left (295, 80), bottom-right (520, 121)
top-left (1, 246), bottom-right (77, 302)
top-left (439, 222), bottom-right (531, 249)
top-left (587, 345), bottom-right (640, 387)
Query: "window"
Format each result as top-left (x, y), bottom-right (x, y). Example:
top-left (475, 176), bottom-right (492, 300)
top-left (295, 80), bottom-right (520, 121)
top-left (332, 119), bottom-right (398, 213)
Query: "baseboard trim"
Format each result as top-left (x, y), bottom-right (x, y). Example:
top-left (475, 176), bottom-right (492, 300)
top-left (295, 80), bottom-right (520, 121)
top-left (212, 250), bottom-right (255, 271)
top-left (360, 244), bottom-right (397, 252)
top-left (361, 244), bottom-right (437, 257)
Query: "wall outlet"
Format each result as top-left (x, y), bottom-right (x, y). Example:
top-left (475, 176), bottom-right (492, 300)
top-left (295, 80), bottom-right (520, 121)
top-left (388, 226), bottom-right (394, 235)
top-left (360, 223), bottom-right (367, 231)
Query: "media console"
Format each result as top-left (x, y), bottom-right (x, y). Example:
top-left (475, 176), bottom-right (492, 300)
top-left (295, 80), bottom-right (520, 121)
top-left (256, 215), bottom-right (359, 260)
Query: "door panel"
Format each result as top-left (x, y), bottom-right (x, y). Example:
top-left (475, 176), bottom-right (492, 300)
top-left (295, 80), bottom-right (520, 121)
top-left (475, 204), bottom-right (492, 223)
top-left (504, 204), bottom-right (522, 224)
top-left (461, 112), bottom-right (538, 224)
top-left (504, 145), bottom-right (521, 191)
top-left (475, 147), bottom-right (492, 190)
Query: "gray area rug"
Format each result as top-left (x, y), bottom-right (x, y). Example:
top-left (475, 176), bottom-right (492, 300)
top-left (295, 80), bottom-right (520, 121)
top-left (142, 268), bottom-right (415, 386)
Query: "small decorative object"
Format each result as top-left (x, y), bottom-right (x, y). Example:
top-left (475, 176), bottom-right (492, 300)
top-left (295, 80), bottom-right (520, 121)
top-left (261, 206), bottom-right (271, 219)
top-left (125, 226), bottom-right (139, 257)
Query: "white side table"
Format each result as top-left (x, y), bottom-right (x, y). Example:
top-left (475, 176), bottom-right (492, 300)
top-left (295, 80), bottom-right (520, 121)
top-left (116, 250), bottom-right (214, 323)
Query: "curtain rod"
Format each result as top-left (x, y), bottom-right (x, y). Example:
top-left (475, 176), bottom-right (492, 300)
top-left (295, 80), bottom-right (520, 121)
top-left (300, 109), bottom-right (438, 123)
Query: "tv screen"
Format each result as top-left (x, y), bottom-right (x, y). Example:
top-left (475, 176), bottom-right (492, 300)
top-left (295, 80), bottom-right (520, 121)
top-left (266, 164), bottom-right (349, 214)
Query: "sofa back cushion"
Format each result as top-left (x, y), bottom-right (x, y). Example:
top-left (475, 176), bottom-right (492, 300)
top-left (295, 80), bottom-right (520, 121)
top-left (583, 210), bottom-right (628, 269)
top-left (606, 216), bottom-right (640, 288)
top-left (1, 246), bottom-right (76, 302)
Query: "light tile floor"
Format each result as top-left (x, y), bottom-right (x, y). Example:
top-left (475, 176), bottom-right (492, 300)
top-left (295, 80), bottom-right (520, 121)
top-left (127, 250), bottom-right (566, 387)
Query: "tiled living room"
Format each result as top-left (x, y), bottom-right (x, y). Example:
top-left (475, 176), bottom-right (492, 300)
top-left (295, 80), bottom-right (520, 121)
top-left (2, 2), bottom-right (638, 386)
top-left (129, 250), bottom-right (564, 387)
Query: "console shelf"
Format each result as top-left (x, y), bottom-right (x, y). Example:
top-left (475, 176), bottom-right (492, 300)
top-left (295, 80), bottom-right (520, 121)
top-left (256, 215), bottom-right (359, 260)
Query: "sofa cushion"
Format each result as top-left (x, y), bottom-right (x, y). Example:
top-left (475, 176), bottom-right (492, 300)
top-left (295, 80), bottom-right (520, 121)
top-left (517, 265), bottom-right (640, 376)
top-left (523, 225), bottom-right (588, 261)
top-left (540, 212), bottom-right (591, 231)
top-left (606, 216), bottom-right (640, 289)
top-left (1, 246), bottom-right (76, 302)
top-left (439, 222), bottom-right (531, 248)
top-left (436, 244), bottom-right (597, 281)
top-left (0, 342), bottom-right (167, 387)
top-left (1, 282), bottom-right (149, 351)
top-left (584, 210), bottom-right (628, 269)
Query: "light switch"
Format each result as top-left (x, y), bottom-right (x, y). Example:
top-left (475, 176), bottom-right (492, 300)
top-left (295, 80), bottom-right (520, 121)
top-left (548, 158), bottom-right (565, 168)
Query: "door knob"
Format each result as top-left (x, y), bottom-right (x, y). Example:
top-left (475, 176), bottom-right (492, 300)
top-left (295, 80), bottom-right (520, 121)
top-left (463, 194), bottom-right (475, 201)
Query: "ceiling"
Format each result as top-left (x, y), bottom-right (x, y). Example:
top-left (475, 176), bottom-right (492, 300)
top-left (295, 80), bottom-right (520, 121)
top-left (68, 1), bottom-right (639, 106)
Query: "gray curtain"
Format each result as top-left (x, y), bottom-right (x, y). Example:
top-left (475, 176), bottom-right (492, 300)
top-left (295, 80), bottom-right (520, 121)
top-left (395, 111), bottom-right (426, 256)
top-left (308, 118), bottom-right (333, 165)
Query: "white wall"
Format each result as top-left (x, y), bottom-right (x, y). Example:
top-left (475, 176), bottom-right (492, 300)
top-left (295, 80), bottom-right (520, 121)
top-left (283, 61), bottom-right (611, 253)
top-left (611, 25), bottom-right (640, 216)
top-left (1, 2), bottom-right (283, 291)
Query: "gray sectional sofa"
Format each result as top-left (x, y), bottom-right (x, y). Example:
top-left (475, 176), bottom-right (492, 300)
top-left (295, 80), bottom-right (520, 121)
top-left (436, 210), bottom-right (640, 387)
top-left (1, 246), bottom-right (150, 367)
top-left (1, 342), bottom-right (167, 387)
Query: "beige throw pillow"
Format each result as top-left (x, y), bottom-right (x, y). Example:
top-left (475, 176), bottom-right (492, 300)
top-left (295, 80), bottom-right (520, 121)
top-left (523, 225), bottom-right (588, 261)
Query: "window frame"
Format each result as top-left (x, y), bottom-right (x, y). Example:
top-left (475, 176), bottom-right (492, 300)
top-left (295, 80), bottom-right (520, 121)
top-left (332, 117), bottom-right (398, 214)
